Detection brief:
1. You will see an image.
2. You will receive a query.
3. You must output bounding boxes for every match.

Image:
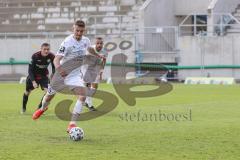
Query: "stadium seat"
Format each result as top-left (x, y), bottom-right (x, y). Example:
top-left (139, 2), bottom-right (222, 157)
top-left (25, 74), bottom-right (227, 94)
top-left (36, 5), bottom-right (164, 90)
top-left (0, 0), bottom-right (145, 34)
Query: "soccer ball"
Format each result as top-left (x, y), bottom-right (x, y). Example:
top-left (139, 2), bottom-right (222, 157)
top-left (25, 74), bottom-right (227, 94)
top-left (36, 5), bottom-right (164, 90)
top-left (69, 127), bottom-right (84, 141)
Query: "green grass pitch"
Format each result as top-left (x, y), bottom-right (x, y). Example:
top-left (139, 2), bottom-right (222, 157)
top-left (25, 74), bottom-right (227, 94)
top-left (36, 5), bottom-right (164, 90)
top-left (0, 83), bottom-right (239, 160)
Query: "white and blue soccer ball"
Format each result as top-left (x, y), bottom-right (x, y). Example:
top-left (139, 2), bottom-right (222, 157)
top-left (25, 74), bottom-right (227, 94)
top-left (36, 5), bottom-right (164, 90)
top-left (69, 127), bottom-right (84, 141)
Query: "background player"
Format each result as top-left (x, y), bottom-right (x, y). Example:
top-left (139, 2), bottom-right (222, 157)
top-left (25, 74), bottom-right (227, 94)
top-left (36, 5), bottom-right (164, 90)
top-left (21, 43), bottom-right (55, 114)
top-left (84, 37), bottom-right (108, 111)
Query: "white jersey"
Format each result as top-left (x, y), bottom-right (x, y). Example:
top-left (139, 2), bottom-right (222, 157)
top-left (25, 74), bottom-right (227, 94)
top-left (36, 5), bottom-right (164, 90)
top-left (81, 45), bottom-right (108, 83)
top-left (87, 45), bottom-right (108, 58)
top-left (57, 34), bottom-right (91, 64)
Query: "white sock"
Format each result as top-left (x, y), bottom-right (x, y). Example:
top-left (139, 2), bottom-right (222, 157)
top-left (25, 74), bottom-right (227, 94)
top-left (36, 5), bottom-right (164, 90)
top-left (70, 114), bottom-right (78, 125)
top-left (40, 95), bottom-right (50, 111)
top-left (70, 100), bottom-right (83, 124)
top-left (85, 96), bottom-right (92, 107)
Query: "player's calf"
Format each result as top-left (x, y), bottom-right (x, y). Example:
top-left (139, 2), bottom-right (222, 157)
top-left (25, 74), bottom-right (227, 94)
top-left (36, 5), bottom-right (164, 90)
top-left (21, 91), bottom-right (31, 114)
top-left (67, 99), bottom-right (83, 132)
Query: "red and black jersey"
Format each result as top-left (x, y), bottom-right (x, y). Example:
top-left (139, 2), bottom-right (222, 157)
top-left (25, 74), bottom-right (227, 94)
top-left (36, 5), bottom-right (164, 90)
top-left (28, 51), bottom-right (55, 81)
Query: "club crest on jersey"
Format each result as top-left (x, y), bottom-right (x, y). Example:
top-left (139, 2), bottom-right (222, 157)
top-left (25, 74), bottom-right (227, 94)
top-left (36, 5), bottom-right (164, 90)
top-left (59, 46), bottom-right (65, 52)
top-left (47, 59), bottom-right (51, 63)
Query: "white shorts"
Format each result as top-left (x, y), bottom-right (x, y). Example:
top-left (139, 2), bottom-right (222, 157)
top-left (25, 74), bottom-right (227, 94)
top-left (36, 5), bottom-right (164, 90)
top-left (47, 67), bottom-right (85, 95)
top-left (64, 67), bottom-right (85, 87)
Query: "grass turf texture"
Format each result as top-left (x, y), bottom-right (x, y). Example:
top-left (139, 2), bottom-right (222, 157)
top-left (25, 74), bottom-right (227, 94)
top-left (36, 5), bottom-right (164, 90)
top-left (0, 83), bottom-right (239, 160)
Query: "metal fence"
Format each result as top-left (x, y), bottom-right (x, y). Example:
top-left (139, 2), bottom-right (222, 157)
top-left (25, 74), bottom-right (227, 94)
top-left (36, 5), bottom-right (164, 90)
top-left (135, 27), bottom-right (179, 54)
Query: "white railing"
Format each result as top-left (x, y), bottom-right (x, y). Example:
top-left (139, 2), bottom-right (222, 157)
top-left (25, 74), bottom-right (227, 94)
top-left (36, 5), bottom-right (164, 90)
top-left (208, 0), bottom-right (219, 12)
top-left (208, 0), bottom-right (240, 13)
top-left (139, 0), bottom-right (153, 11)
top-left (179, 13), bottom-right (240, 36)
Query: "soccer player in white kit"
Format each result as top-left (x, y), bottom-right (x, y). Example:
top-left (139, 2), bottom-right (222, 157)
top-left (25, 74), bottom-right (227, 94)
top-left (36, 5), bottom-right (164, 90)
top-left (32, 20), bottom-right (105, 132)
top-left (84, 37), bottom-right (108, 111)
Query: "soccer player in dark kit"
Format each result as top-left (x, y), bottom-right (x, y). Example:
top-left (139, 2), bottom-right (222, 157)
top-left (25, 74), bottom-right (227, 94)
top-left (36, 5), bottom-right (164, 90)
top-left (21, 43), bottom-right (55, 114)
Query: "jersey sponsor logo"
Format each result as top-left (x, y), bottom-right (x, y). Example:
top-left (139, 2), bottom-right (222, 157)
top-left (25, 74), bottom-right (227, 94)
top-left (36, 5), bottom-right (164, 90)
top-left (78, 43), bottom-right (87, 49)
top-left (72, 48), bottom-right (84, 54)
top-left (72, 45), bottom-right (86, 54)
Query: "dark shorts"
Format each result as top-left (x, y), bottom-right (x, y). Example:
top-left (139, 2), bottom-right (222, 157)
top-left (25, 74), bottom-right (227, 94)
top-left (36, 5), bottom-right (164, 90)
top-left (26, 76), bottom-right (49, 92)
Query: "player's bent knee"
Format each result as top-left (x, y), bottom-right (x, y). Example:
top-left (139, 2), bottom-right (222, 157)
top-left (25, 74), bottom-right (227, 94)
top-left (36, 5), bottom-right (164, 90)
top-left (78, 96), bottom-right (86, 102)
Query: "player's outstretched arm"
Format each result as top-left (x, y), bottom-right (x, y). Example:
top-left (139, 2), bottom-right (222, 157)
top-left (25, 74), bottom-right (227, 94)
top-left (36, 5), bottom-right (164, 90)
top-left (54, 55), bottom-right (67, 77)
top-left (88, 47), bottom-right (104, 59)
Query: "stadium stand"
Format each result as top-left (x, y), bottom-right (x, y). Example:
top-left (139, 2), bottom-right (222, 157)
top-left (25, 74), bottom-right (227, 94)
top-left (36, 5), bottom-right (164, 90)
top-left (0, 0), bottom-right (145, 34)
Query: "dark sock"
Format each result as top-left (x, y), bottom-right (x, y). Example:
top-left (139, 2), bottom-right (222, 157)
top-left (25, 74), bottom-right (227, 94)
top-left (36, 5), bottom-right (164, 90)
top-left (22, 93), bottom-right (28, 110)
top-left (38, 95), bottom-right (44, 109)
